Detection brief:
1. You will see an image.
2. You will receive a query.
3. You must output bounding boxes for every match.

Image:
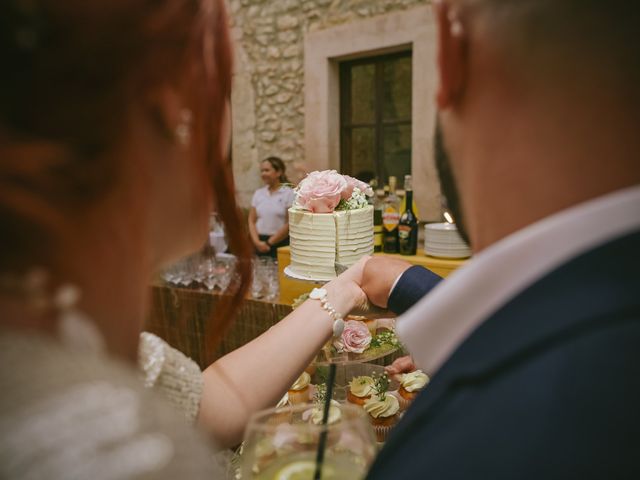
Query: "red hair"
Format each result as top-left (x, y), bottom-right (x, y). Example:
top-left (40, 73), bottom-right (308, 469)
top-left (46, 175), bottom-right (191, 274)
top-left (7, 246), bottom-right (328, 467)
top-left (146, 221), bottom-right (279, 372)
top-left (0, 0), bottom-right (251, 344)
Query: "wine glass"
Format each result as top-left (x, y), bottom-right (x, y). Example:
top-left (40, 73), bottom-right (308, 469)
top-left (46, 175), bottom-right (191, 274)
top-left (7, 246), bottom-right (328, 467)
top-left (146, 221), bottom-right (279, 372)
top-left (200, 256), bottom-right (217, 291)
top-left (215, 255), bottom-right (235, 292)
top-left (209, 212), bottom-right (228, 254)
top-left (241, 403), bottom-right (376, 479)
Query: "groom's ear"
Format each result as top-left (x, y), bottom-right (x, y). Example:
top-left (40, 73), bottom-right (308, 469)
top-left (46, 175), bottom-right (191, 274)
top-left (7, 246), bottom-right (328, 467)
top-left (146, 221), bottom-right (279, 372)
top-left (434, 0), bottom-right (468, 110)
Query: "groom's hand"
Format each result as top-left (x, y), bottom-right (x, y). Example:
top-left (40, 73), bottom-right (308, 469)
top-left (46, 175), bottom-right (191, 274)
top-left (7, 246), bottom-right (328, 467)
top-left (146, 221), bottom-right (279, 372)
top-left (361, 257), bottom-right (412, 309)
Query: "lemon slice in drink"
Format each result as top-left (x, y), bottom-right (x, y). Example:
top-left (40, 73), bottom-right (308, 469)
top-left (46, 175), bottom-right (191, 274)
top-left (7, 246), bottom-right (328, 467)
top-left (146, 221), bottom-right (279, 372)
top-left (274, 460), bottom-right (335, 480)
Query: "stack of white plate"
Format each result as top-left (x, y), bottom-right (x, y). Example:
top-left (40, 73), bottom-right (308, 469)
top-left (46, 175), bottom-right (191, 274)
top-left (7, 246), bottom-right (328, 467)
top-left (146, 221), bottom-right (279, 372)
top-left (424, 223), bottom-right (471, 259)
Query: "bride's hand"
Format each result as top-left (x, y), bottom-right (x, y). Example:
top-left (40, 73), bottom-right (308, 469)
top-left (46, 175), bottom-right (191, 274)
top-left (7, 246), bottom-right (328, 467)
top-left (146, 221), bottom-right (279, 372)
top-left (324, 257), bottom-right (384, 317)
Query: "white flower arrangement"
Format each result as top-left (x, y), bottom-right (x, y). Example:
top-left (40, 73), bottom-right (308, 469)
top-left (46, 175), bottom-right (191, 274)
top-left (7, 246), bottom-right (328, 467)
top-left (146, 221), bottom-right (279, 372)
top-left (335, 187), bottom-right (369, 211)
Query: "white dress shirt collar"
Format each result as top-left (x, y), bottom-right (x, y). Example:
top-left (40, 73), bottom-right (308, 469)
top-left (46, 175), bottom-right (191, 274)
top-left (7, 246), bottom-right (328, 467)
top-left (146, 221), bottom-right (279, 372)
top-left (397, 185), bottom-right (640, 375)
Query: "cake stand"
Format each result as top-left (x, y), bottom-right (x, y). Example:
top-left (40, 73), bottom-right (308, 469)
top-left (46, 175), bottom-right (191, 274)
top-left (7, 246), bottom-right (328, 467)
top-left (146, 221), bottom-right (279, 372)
top-left (284, 263), bottom-right (403, 396)
top-left (284, 264), bottom-right (402, 364)
top-left (312, 341), bottom-right (400, 366)
top-left (283, 265), bottom-right (332, 283)
top-left (309, 342), bottom-right (404, 404)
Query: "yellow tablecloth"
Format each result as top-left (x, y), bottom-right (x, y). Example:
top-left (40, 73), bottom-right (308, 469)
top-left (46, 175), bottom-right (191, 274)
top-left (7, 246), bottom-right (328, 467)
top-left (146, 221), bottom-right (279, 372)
top-left (277, 246), bottom-right (468, 305)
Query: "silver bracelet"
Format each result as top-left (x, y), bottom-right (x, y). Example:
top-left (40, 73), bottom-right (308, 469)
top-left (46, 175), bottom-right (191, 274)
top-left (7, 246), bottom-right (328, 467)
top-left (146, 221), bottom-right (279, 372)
top-left (309, 287), bottom-right (345, 337)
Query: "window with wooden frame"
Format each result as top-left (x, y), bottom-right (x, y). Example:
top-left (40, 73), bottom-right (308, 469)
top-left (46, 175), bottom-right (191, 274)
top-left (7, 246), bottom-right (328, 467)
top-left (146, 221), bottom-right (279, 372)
top-left (339, 51), bottom-right (412, 188)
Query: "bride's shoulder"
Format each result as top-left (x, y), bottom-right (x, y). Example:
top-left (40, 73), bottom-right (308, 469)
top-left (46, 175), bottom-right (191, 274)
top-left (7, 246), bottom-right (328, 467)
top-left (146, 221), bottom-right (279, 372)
top-left (0, 331), bottom-right (217, 479)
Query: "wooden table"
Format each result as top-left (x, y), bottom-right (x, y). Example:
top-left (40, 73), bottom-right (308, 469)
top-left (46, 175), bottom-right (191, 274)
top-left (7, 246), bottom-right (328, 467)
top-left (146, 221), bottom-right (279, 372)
top-left (145, 282), bottom-right (404, 371)
top-left (277, 246), bottom-right (468, 305)
top-left (146, 283), bottom-right (292, 370)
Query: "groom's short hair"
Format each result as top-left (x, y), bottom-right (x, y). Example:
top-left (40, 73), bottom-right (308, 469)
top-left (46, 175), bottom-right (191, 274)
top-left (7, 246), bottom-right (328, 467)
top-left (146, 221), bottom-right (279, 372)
top-left (460, 0), bottom-right (639, 98)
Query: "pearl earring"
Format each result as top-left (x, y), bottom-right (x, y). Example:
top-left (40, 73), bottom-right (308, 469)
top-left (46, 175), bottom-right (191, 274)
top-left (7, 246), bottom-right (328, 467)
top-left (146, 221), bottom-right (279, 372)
top-left (450, 20), bottom-right (464, 37)
top-left (175, 109), bottom-right (193, 147)
top-left (447, 9), bottom-right (464, 37)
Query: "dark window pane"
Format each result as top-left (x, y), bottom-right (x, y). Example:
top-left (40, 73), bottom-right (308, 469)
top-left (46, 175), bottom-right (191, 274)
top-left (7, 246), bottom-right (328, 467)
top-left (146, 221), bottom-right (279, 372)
top-left (340, 52), bottom-right (412, 183)
top-left (382, 124), bottom-right (411, 182)
top-left (350, 64), bottom-right (375, 124)
top-left (349, 127), bottom-right (376, 177)
top-left (382, 56), bottom-right (412, 121)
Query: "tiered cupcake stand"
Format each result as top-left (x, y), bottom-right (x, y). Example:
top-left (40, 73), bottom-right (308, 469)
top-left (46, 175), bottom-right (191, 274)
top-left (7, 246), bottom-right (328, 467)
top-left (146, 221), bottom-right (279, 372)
top-left (283, 267), bottom-right (403, 402)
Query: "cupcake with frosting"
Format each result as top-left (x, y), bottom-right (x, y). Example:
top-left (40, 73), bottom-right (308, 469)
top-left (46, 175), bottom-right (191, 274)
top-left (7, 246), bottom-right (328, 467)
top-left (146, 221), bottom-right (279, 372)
top-left (363, 374), bottom-right (400, 442)
top-left (288, 372), bottom-right (311, 404)
top-left (397, 370), bottom-right (429, 410)
top-left (304, 399), bottom-right (342, 426)
top-left (347, 375), bottom-right (375, 406)
top-left (302, 388), bottom-right (342, 445)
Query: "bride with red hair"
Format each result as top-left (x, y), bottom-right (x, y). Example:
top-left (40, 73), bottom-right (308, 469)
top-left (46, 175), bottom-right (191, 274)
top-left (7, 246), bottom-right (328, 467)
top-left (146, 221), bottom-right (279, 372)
top-left (0, 0), bottom-right (370, 477)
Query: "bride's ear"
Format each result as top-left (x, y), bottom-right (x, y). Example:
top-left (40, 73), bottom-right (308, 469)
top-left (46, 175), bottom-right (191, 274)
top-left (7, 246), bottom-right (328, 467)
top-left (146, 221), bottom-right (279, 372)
top-left (144, 85), bottom-right (191, 146)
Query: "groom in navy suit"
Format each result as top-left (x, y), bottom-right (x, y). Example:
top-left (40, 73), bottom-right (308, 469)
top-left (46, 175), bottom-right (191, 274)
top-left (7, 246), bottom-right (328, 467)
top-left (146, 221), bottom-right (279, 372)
top-left (361, 1), bottom-right (640, 478)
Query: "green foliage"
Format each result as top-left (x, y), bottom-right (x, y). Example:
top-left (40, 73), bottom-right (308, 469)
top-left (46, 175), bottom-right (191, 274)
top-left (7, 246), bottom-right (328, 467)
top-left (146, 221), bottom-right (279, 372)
top-left (313, 383), bottom-right (327, 405)
top-left (372, 372), bottom-right (390, 400)
top-left (334, 187), bottom-right (369, 211)
top-left (370, 330), bottom-right (401, 349)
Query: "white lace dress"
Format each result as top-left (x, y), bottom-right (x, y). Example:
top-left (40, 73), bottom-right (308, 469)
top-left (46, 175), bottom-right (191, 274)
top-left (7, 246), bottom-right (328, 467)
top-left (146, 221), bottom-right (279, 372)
top-left (138, 332), bottom-right (204, 423)
top-left (0, 329), bottom-right (225, 479)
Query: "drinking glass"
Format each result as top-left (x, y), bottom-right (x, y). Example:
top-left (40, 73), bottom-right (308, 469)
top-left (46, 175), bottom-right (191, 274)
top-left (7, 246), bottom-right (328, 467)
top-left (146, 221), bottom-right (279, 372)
top-left (264, 260), bottom-right (280, 301)
top-left (251, 257), bottom-right (266, 299)
top-left (200, 256), bottom-right (217, 291)
top-left (173, 257), bottom-right (190, 286)
top-left (215, 255), bottom-right (236, 292)
top-left (181, 253), bottom-right (201, 286)
top-left (209, 212), bottom-right (228, 254)
top-left (241, 403), bottom-right (376, 479)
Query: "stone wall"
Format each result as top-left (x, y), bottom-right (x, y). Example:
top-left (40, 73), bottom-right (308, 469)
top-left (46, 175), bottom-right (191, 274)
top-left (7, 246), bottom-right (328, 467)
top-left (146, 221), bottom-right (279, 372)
top-left (228, 0), bottom-right (430, 208)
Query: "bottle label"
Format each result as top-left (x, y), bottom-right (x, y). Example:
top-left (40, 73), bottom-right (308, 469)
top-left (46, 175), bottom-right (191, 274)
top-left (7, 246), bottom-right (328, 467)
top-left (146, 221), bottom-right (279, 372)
top-left (398, 225), bottom-right (411, 239)
top-left (374, 225), bottom-right (383, 247)
top-left (383, 207), bottom-right (400, 231)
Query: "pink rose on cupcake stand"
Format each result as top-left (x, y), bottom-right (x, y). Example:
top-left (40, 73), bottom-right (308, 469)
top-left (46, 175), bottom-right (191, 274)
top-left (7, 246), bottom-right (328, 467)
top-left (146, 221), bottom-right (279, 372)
top-left (334, 320), bottom-right (372, 354)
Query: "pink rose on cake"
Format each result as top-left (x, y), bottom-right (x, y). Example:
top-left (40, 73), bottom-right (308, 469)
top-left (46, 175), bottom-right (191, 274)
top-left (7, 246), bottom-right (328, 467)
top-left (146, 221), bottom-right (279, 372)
top-left (294, 170), bottom-right (373, 213)
top-left (296, 170), bottom-right (347, 213)
top-left (334, 320), bottom-right (372, 354)
top-left (342, 175), bottom-right (374, 200)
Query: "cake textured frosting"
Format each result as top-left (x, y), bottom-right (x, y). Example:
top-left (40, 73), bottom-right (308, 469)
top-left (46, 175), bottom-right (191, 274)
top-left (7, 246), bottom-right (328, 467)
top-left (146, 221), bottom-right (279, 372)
top-left (288, 205), bottom-right (374, 280)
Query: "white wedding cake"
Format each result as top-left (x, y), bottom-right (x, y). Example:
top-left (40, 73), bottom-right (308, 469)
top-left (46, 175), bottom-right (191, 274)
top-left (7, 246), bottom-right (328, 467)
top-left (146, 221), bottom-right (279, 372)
top-left (289, 205), bottom-right (374, 280)
top-left (287, 171), bottom-right (374, 280)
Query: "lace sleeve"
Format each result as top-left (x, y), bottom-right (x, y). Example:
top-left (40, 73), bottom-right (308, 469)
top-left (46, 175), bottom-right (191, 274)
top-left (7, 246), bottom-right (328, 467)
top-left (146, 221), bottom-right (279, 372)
top-left (138, 332), bottom-right (203, 423)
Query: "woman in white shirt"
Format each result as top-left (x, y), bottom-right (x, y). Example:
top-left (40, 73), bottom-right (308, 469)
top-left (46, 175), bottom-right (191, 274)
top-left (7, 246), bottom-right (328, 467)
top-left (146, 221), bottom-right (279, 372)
top-left (248, 156), bottom-right (295, 257)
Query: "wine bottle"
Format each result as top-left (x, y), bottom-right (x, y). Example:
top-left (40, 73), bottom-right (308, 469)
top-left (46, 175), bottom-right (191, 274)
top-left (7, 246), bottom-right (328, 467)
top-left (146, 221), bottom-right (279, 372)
top-left (382, 176), bottom-right (400, 254)
top-left (399, 174), bottom-right (418, 255)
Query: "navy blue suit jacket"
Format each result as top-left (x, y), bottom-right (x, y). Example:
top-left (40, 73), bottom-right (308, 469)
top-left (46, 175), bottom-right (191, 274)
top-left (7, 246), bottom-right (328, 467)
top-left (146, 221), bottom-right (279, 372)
top-left (388, 265), bottom-right (443, 315)
top-left (368, 231), bottom-right (640, 479)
